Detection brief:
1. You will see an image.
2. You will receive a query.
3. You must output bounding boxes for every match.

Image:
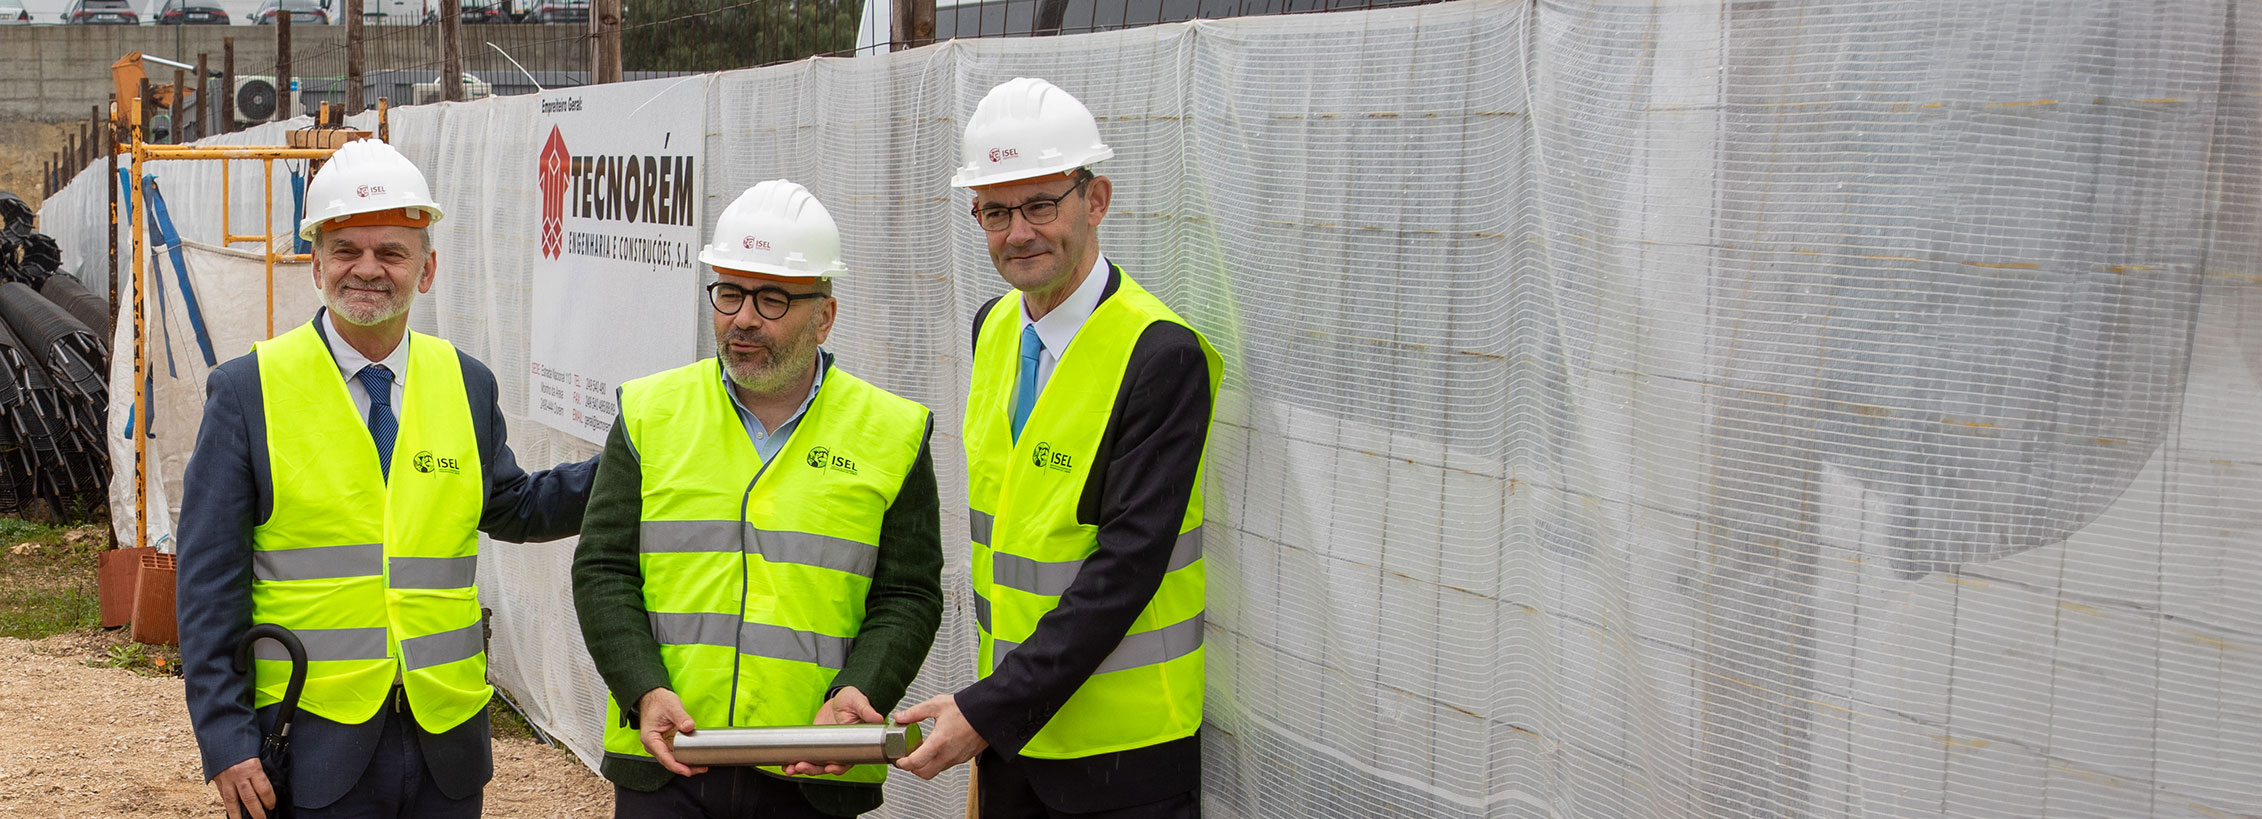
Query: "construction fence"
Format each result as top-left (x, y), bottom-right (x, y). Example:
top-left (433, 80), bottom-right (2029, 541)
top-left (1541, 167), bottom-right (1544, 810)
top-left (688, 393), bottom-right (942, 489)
top-left (34, 0), bottom-right (2262, 816)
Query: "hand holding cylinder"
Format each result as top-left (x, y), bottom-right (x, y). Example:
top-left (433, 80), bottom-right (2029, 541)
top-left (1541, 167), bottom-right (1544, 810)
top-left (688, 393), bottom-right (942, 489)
top-left (781, 686), bottom-right (887, 776)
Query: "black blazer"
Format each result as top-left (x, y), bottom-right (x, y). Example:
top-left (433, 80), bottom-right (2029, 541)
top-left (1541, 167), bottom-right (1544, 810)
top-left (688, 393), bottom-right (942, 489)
top-left (177, 312), bottom-right (596, 810)
top-left (957, 266), bottom-right (1215, 813)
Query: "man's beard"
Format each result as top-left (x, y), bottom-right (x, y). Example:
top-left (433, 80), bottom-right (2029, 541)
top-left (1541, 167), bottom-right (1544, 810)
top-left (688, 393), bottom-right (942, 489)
top-left (719, 325), bottom-right (817, 395)
top-left (324, 276), bottom-right (413, 326)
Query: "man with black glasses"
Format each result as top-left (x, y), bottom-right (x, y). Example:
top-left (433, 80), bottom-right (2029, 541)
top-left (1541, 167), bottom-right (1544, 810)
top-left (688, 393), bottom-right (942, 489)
top-left (893, 78), bottom-right (1222, 819)
top-left (571, 180), bottom-right (943, 818)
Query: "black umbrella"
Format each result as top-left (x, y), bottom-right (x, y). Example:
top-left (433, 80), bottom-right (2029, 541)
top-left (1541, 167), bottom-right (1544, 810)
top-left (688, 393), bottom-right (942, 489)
top-left (232, 624), bottom-right (308, 819)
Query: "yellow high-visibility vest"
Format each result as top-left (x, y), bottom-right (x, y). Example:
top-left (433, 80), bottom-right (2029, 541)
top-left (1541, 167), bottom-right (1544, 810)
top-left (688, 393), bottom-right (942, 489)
top-left (249, 321), bottom-right (490, 733)
top-left (601, 359), bottom-right (929, 785)
top-left (966, 270), bottom-right (1221, 758)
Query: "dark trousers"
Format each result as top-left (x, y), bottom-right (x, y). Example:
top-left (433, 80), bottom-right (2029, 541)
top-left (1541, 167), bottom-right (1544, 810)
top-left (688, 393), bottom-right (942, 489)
top-left (297, 697), bottom-right (480, 818)
top-left (613, 767), bottom-right (829, 819)
top-left (978, 752), bottom-right (1200, 819)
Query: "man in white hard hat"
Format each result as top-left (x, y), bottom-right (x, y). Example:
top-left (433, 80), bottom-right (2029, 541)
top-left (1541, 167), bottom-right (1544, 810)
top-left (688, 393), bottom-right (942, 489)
top-left (572, 179), bottom-right (944, 818)
top-left (177, 139), bottom-right (597, 819)
top-left (894, 77), bottom-right (1222, 818)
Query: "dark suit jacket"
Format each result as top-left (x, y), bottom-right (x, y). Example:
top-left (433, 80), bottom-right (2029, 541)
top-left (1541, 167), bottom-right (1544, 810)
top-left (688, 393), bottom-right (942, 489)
top-left (177, 312), bottom-right (597, 810)
top-left (958, 265), bottom-right (1214, 813)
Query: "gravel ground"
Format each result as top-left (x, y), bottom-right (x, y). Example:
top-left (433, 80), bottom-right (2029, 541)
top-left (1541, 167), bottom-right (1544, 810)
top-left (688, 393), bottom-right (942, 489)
top-left (0, 632), bottom-right (613, 816)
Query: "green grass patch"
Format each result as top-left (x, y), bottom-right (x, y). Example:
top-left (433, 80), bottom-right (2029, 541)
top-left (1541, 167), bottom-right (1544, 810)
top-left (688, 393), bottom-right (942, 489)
top-left (490, 700), bottom-right (537, 741)
top-left (86, 639), bottom-right (182, 676)
top-left (0, 517), bottom-right (105, 640)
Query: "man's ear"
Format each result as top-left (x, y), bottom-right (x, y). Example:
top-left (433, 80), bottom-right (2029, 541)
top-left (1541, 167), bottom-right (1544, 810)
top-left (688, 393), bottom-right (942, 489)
top-left (1083, 175), bottom-right (1112, 225)
top-left (813, 293), bottom-right (838, 344)
top-left (417, 249), bottom-right (438, 294)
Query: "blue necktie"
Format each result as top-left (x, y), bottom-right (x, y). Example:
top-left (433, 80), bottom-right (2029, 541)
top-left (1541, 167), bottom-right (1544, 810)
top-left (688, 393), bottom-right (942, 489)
top-left (1011, 325), bottom-right (1044, 441)
top-left (357, 364), bottom-right (397, 480)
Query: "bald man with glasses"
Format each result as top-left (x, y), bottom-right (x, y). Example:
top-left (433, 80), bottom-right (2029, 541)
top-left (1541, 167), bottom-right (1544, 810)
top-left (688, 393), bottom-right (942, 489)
top-left (573, 180), bottom-right (943, 819)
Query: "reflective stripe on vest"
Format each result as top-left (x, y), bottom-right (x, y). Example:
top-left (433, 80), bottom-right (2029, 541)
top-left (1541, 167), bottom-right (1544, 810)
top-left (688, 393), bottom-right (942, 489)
top-left (600, 358), bottom-right (929, 786)
top-left (964, 269), bottom-right (1221, 759)
top-left (249, 321), bottom-right (489, 733)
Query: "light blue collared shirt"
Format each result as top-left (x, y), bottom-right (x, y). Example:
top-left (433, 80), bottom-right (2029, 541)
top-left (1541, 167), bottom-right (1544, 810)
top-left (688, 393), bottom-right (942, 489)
top-left (721, 348), bottom-right (829, 463)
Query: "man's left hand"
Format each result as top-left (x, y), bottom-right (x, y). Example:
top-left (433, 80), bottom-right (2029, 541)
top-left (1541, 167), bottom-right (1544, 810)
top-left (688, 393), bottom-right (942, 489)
top-left (892, 693), bottom-right (987, 780)
top-left (780, 686), bottom-right (886, 777)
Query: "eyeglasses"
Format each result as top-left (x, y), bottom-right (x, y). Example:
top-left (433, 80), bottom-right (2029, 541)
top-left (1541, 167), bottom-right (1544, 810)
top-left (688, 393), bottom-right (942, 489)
top-left (969, 175), bottom-right (1091, 232)
top-left (707, 282), bottom-right (828, 319)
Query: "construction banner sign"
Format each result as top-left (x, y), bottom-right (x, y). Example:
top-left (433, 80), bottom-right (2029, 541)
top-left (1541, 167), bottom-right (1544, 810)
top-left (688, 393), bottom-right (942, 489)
top-left (528, 76), bottom-right (708, 444)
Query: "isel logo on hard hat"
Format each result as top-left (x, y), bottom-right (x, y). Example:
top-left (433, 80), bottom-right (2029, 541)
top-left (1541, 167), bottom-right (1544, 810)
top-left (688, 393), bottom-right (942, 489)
top-left (743, 237), bottom-right (771, 251)
top-left (988, 147), bottom-right (1018, 163)
top-left (356, 184), bottom-right (388, 198)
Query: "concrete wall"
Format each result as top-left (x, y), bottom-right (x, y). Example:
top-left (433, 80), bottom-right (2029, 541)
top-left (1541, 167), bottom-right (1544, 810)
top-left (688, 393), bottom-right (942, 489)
top-left (0, 24), bottom-right (589, 122)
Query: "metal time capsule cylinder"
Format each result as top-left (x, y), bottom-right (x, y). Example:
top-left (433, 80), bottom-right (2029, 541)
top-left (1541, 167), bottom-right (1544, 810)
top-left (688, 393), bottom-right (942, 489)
top-left (669, 721), bottom-right (924, 767)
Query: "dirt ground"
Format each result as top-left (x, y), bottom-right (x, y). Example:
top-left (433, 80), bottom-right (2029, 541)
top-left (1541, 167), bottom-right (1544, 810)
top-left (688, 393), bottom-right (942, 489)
top-left (0, 119), bottom-right (79, 212)
top-left (0, 632), bottom-right (613, 816)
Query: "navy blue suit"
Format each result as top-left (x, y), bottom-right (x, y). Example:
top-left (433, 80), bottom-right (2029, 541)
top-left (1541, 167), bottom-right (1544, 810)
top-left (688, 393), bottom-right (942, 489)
top-left (177, 313), bottom-right (596, 811)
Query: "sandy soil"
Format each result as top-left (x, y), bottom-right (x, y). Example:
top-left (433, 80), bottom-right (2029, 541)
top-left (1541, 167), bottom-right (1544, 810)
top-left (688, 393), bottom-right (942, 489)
top-left (0, 632), bottom-right (613, 817)
top-left (0, 119), bottom-right (79, 213)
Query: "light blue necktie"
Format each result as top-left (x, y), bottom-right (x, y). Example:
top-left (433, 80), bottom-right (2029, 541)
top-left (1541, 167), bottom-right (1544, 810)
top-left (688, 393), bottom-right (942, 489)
top-left (357, 364), bottom-right (397, 480)
top-left (1011, 325), bottom-right (1044, 441)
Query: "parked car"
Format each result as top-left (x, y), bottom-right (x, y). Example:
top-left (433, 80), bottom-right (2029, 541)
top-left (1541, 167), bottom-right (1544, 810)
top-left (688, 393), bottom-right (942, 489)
top-left (527, 0), bottom-right (584, 23)
top-left (459, 1), bottom-right (509, 22)
top-left (64, 0), bottom-right (139, 24)
top-left (0, 0), bottom-right (34, 24)
top-left (153, 0), bottom-right (230, 23)
top-left (252, 0), bottom-right (328, 23)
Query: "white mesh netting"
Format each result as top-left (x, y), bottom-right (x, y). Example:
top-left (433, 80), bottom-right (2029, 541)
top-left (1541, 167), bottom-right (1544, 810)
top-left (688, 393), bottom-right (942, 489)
top-left (36, 0), bottom-right (2262, 815)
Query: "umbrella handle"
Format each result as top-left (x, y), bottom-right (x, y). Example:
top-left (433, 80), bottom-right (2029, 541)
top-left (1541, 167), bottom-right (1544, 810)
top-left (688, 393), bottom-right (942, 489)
top-left (232, 624), bottom-right (310, 736)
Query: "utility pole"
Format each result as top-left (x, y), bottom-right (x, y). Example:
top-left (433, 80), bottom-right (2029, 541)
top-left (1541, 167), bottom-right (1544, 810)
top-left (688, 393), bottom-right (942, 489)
top-left (592, 0), bottom-right (621, 84)
top-left (277, 10), bottom-right (293, 122)
top-left (345, 0), bottom-right (365, 115)
top-left (441, 0), bottom-right (463, 101)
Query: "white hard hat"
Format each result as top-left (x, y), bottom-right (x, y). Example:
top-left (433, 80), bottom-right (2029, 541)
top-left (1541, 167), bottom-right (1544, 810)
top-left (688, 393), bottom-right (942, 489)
top-left (950, 78), bottom-right (1115, 188)
top-left (697, 180), bottom-right (846, 280)
top-left (296, 139), bottom-right (445, 241)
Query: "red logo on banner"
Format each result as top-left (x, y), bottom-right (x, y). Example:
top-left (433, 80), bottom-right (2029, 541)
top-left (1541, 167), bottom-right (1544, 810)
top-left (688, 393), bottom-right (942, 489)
top-left (538, 126), bottom-right (570, 260)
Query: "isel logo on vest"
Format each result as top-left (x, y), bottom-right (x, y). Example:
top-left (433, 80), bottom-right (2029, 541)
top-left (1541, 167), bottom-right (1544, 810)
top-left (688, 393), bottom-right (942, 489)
top-left (1030, 442), bottom-right (1074, 473)
top-left (805, 446), bottom-right (858, 475)
top-left (412, 450), bottom-right (462, 475)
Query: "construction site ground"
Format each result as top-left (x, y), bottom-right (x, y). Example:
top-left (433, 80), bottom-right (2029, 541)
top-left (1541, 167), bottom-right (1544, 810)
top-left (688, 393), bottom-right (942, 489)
top-left (0, 518), bottom-right (613, 816)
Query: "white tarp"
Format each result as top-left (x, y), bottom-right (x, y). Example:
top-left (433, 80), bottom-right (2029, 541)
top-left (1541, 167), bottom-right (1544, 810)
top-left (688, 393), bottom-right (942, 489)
top-left (104, 236), bottom-right (317, 554)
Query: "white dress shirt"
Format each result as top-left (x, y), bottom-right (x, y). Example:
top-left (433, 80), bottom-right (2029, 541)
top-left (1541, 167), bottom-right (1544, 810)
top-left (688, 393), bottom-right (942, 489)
top-left (325, 309), bottom-right (410, 422)
top-left (1020, 253), bottom-right (1110, 395)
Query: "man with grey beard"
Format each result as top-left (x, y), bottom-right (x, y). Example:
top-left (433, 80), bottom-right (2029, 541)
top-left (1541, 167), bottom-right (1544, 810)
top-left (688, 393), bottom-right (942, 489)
top-left (572, 180), bottom-right (943, 818)
top-left (178, 139), bottom-right (597, 819)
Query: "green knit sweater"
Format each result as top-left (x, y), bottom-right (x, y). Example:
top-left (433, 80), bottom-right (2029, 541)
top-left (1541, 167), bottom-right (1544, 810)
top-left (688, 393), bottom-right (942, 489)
top-left (570, 411), bottom-right (943, 817)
